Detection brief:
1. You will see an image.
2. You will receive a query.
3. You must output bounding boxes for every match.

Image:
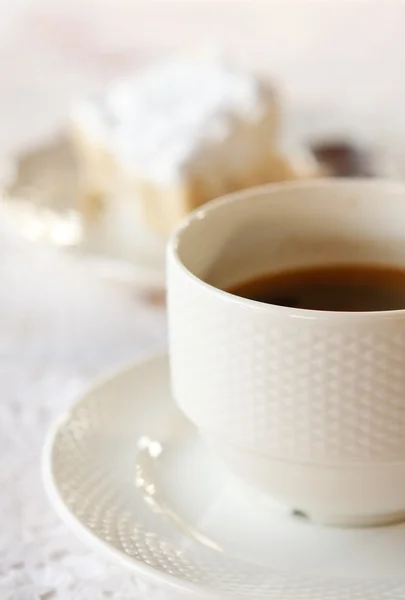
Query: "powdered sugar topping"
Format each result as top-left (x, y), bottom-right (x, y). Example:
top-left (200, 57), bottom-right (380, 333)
top-left (72, 56), bottom-right (274, 184)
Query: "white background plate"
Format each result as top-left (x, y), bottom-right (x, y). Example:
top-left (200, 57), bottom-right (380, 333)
top-left (2, 135), bottom-right (167, 287)
top-left (43, 354), bottom-right (405, 599)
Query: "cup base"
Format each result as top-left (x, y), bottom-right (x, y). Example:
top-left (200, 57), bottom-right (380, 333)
top-left (240, 477), bottom-right (405, 528)
top-left (203, 432), bottom-right (405, 528)
top-left (287, 506), bottom-right (405, 528)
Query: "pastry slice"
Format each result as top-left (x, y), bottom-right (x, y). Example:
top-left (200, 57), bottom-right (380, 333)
top-left (69, 54), bottom-right (314, 235)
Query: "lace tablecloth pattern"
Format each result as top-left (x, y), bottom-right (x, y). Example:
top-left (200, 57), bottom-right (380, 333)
top-left (0, 227), bottom-right (173, 599)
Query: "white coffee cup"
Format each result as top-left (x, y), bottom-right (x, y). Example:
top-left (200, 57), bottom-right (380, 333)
top-left (167, 179), bottom-right (405, 527)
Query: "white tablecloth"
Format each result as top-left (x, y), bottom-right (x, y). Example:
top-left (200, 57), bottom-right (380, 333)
top-left (0, 228), bottom-right (168, 600)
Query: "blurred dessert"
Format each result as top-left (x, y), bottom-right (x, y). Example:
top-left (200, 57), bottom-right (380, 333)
top-left (69, 54), bottom-right (318, 236)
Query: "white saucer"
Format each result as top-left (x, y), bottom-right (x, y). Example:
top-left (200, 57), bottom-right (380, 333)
top-left (43, 353), bottom-right (405, 599)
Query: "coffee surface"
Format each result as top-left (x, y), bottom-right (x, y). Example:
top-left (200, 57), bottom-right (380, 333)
top-left (227, 264), bottom-right (405, 312)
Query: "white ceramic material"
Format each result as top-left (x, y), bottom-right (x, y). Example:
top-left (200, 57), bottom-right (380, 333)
top-left (167, 179), bottom-right (405, 526)
top-left (43, 354), bottom-right (405, 599)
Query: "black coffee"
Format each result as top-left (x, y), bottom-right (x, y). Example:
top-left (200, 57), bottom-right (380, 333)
top-left (227, 264), bottom-right (405, 312)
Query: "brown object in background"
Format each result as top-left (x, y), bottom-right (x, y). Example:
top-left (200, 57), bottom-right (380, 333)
top-left (311, 141), bottom-right (374, 177)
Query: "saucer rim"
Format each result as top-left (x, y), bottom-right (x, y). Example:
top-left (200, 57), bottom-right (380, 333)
top-left (42, 351), bottom-right (226, 599)
top-left (42, 351), bottom-right (405, 599)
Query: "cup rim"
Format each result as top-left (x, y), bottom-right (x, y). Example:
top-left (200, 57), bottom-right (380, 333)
top-left (168, 178), bottom-right (405, 321)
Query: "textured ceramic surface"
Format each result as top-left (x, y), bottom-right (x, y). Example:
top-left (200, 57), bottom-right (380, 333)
top-left (167, 180), bottom-right (405, 523)
top-left (43, 354), bottom-right (405, 599)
